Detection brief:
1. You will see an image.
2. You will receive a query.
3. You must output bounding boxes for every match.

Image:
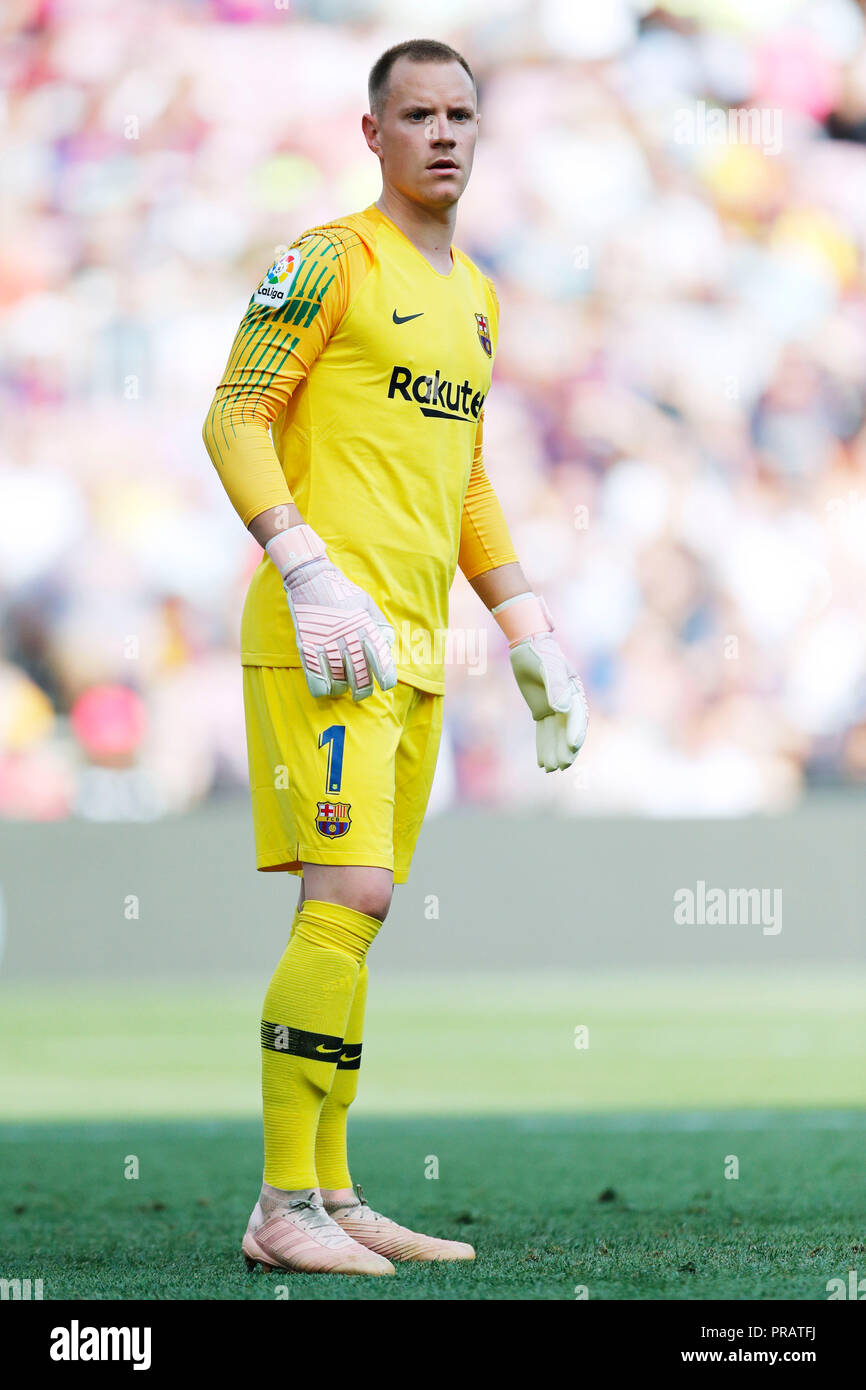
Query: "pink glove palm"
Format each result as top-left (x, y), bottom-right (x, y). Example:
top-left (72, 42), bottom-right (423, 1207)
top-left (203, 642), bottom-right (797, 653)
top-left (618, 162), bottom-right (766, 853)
top-left (266, 525), bottom-right (397, 701)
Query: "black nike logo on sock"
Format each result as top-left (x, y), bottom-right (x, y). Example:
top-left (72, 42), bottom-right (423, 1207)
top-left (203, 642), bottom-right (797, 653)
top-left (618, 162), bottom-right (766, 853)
top-left (392, 310), bottom-right (424, 324)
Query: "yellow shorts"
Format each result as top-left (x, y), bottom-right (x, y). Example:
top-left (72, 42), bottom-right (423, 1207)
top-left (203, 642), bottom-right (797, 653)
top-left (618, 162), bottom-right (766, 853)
top-left (242, 666), bottom-right (443, 884)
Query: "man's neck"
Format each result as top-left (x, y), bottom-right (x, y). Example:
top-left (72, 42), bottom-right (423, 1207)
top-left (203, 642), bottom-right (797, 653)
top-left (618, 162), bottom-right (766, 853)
top-left (376, 188), bottom-right (456, 273)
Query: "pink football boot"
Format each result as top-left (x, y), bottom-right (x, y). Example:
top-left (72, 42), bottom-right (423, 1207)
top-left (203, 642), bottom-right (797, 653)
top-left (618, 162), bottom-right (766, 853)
top-left (242, 1190), bottom-right (395, 1276)
top-left (324, 1186), bottom-right (476, 1263)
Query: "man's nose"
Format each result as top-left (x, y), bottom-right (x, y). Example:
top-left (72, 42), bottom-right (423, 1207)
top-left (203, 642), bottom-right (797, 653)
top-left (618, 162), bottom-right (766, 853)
top-left (424, 115), bottom-right (456, 144)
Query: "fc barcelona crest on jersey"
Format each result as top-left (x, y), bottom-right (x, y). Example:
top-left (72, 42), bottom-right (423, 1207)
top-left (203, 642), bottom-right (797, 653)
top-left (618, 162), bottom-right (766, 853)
top-left (475, 312), bottom-right (492, 356)
top-left (316, 800), bottom-right (352, 838)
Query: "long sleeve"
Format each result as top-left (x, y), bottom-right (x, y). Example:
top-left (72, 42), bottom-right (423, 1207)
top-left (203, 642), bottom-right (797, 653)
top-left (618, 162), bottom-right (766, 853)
top-left (458, 411), bottom-right (519, 580)
top-left (202, 226), bottom-right (370, 528)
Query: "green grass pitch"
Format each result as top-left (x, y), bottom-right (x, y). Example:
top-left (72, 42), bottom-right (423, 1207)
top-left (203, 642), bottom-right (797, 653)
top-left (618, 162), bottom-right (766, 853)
top-left (1, 969), bottom-right (864, 1299)
top-left (2, 1114), bottom-right (864, 1300)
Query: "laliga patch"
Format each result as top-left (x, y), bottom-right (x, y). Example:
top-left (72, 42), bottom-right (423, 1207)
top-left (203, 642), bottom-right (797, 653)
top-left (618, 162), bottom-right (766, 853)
top-left (254, 247), bottom-right (302, 307)
top-left (316, 800), bottom-right (352, 838)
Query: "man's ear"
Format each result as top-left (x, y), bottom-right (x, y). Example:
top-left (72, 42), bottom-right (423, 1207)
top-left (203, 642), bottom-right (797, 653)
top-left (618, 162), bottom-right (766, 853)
top-left (361, 112), bottom-right (381, 158)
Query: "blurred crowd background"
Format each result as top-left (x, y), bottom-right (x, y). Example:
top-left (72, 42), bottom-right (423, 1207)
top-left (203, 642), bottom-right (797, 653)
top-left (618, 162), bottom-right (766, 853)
top-left (3, 0), bottom-right (866, 824)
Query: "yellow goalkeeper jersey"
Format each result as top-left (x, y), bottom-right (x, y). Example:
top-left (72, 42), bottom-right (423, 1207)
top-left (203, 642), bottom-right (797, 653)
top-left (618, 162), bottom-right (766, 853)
top-left (203, 203), bottom-right (517, 694)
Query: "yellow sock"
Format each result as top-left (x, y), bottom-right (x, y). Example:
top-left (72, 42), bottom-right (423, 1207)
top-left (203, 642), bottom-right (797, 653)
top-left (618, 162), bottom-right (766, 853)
top-left (315, 960), bottom-right (369, 1190)
top-left (260, 899), bottom-right (381, 1190)
top-left (284, 902), bottom-right (371, 1191)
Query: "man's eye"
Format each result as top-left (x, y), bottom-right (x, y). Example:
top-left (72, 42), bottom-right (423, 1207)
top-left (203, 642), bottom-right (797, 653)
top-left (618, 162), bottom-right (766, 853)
top-left (408, 111), bottom-right (427, 121)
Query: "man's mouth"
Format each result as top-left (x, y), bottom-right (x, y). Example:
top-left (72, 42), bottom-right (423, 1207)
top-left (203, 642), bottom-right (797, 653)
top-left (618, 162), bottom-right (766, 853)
top-left (427, 158), bottom-right (459, 172)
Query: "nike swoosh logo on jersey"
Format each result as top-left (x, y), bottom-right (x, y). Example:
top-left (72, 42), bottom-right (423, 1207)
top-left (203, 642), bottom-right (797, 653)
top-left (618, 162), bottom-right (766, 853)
top-left (316, 1043), bottom-right (343, 1054)
top-left (392, 310), bottom-right (424, 324)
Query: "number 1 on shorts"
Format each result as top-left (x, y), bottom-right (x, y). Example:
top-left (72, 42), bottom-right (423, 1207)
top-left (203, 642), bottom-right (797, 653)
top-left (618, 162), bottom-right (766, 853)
top-left (318, 725), bottom-right (345, 793)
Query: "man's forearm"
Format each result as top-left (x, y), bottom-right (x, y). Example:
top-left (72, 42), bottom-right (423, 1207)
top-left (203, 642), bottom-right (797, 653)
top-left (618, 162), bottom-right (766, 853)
top-left (468, 561), bottom-right (531, 612)
top-left (248, 503), bottom-right (306, 550)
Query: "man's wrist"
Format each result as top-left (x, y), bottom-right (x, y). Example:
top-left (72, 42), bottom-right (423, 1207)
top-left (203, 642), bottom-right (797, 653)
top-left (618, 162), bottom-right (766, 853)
top-left (491, 592), bottom-right (554, 648)
top-left (265, 523), bottom-right (327, 578)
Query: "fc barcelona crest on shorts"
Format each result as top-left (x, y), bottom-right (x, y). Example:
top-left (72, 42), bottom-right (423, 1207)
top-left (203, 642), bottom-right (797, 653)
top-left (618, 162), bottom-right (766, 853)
top-left (316, 800), bottom-right (352, 838)
top-left (475, 312), bottom-right (492, 356)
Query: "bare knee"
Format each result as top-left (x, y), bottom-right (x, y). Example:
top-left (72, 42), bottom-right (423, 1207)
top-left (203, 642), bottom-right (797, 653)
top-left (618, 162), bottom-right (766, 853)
top-left (349, 884), bottom-right (393, 922)
top-left (299, 864), bottom-right (393, 924)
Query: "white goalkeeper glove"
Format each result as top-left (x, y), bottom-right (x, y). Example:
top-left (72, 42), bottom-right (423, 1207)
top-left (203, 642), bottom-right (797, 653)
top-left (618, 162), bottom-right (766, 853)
top-left (492, 592), bottom-right (588, 772)
top-left (266, 524), bottom-right (397, 701)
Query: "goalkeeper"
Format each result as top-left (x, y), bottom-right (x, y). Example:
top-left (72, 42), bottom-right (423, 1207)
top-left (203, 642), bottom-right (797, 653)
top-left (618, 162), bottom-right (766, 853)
top-left (203, 37), bottom-right (588, 1278)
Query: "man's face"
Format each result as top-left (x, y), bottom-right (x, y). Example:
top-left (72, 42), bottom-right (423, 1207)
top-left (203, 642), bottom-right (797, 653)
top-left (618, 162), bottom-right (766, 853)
top-left (364, 58), bottom-right (479, 209)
